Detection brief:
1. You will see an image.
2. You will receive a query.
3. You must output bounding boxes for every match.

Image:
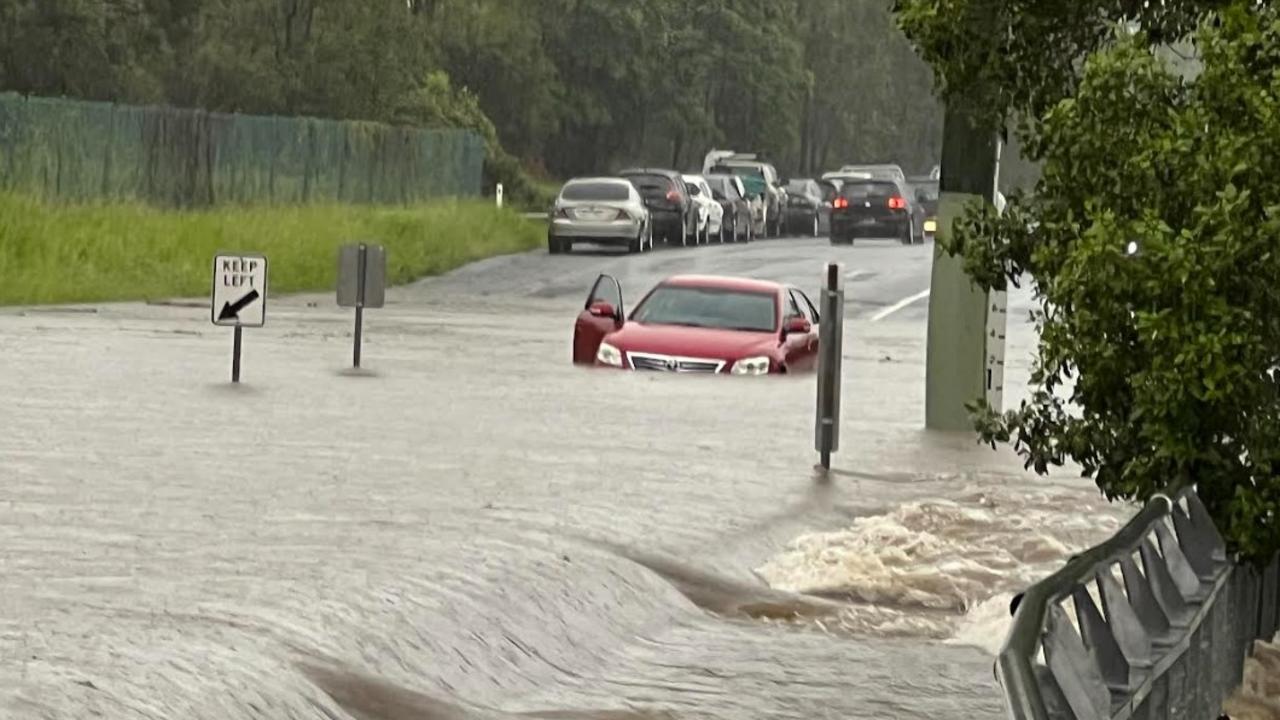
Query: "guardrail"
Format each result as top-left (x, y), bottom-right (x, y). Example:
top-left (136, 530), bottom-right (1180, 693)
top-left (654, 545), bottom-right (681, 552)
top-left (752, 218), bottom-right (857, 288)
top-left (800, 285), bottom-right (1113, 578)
top-left (998, 487), bottom-right (1280, 720)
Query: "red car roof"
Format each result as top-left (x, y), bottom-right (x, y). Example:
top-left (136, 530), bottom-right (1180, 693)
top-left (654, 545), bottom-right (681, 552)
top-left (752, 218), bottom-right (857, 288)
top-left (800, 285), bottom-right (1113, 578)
top-left (660, 275), bottom-right (783, 294)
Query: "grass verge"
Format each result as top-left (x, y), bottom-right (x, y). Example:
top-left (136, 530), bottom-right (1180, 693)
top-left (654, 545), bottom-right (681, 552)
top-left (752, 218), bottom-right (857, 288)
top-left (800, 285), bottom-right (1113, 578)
top-left (0, 194), bottom-right (544, 306)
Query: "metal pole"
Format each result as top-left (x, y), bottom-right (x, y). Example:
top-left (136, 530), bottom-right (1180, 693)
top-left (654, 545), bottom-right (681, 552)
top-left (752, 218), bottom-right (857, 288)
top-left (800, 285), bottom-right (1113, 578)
top-left (231, 325), bottom-right (242, 383)
top-left (816, 262), bottom-right (845, 469)
top-left (354, 243), bottom-right (366, 369)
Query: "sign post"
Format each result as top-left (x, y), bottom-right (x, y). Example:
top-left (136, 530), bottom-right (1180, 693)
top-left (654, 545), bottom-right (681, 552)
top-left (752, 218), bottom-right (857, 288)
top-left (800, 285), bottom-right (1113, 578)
top-left (815, 262), bottom-right (846, 470)
top-left (211, 253), bottom-right (268, 383)
top-left (338, 243), bottom-right (387, 369)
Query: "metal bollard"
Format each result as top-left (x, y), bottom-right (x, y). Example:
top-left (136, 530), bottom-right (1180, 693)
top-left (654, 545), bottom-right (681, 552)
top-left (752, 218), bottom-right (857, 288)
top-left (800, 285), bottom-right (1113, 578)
top-left (815, 262), bottom-right (845, 469)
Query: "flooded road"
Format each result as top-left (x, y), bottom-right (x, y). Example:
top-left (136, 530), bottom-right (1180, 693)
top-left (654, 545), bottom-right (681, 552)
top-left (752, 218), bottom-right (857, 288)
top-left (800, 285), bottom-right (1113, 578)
top-left (0, 236), bottom-right (1128, 718)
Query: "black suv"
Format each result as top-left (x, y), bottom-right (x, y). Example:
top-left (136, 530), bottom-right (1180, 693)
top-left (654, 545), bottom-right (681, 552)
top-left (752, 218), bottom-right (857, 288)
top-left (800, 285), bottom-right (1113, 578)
top-left (617, 168), bottom-right (699, 247)
top-left (829, 177), bottom-right (926, 245)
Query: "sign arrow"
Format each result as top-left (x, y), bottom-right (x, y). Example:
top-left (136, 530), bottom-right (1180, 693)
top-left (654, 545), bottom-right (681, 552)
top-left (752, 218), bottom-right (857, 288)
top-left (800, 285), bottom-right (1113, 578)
top-left (217, 289), bottom-right (260, 322)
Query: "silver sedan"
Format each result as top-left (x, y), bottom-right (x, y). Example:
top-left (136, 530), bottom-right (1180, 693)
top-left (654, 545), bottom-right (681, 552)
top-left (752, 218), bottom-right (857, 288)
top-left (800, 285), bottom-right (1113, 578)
top-left (549, 178), bottom-right (654, 255)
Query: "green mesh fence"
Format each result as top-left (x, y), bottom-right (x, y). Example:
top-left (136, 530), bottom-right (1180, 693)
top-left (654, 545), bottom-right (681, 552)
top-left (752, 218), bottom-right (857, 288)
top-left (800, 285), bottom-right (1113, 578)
top-left (0, 93), bottom-right (485, 206)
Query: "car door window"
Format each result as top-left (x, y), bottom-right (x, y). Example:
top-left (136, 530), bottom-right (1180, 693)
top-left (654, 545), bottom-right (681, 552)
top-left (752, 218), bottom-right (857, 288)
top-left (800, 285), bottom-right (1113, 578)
top-left (585, 274), bottom-right (623, 316)
top-left (795, 289), bottom-right (820, 324)
top-left (784, 290), bottom-right (804, 320)
top-left (788, 290), bottom-right (814, 324)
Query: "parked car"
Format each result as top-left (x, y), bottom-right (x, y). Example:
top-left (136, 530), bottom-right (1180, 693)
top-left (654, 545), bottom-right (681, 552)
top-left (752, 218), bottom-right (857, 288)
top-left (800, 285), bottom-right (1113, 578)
top-left (907, 176), bottom-right (939, 241)
top-left (784, 178), bottom-right (825, 237)
top-left (703, 150), bottom-right (787, 237)
top-left (571, 274), bottom-right (821, 374)
top-left (704, 174), bottom-right (754, 243)
top-left (682, 174), bottom-right (724, 244)
top-left (817, 179), bottom-right (841, 233)
top-left (829, 177), bottom-right (926, 245)
top-left (548, 177), bottom-right (653, 255)
top-left (617, 168), bottom-right (700, 247)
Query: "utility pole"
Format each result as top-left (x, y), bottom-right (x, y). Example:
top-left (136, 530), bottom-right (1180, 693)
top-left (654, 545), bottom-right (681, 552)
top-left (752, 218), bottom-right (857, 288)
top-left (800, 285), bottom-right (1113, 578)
top-left (924, 105), bottom-right (1005, 431)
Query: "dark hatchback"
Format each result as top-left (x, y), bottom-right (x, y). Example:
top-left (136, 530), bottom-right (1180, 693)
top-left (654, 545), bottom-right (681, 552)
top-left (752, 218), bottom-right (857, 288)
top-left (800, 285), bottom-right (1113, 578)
top-left (829, 178), bottom-right (925, 245)
top-left (617, 168), bottom-right (699, 246)
top-left (704, 174), bottom-right (754, 242)
top-left (784, 178), bottom-right (825, 237)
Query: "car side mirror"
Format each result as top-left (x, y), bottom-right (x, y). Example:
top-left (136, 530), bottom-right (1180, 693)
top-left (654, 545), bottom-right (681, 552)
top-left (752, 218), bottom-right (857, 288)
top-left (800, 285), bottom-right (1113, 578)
top-left (783, 316), bottom-right (811, 336)
top-left (589, 301), bottom-right (620, 322)
top-left (688, 185), bottom-right (701, 196)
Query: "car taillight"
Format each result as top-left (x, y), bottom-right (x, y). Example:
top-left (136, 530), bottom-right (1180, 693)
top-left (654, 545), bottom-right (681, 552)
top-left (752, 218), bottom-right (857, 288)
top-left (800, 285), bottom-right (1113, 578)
top-left (614, 209), bottom-right (631, 221)
top-left (832, 197), bottom-right (849, 209)
top-left (666, 189), bottom-right (681, 203)
top-left (888, 196), bottom-right (907, 210)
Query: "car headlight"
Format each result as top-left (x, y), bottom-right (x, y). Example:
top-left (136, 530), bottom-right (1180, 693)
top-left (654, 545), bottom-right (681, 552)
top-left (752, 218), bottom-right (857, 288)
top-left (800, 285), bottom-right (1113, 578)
top-left (730, 356), bottom-right (771, 375)
top-left (596, 342), bottom-right (623, 367)
top-left (924, 219), bottom-right (937, 233)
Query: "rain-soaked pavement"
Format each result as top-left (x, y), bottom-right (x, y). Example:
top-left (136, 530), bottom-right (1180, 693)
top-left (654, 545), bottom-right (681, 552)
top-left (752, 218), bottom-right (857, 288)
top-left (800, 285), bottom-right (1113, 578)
top-left (0, 235), bottom-right (1132, 719)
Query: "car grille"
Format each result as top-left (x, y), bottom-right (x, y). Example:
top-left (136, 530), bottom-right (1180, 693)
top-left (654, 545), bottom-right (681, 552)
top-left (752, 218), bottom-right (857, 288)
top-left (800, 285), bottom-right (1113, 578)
top-left (628, 352), bottom-right (725, 374)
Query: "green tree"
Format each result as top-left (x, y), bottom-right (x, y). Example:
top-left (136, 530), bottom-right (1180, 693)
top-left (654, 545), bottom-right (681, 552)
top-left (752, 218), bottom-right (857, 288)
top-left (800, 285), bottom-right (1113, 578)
top-left (899, 0), bottom-right (1280, 559)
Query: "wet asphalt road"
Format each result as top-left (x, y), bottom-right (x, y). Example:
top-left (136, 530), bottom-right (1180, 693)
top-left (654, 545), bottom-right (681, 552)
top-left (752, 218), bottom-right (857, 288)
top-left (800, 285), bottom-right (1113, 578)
top-left (417, 235), bottom-right (940, 323)
top-left (0, 233), bottom-right (1123, 719)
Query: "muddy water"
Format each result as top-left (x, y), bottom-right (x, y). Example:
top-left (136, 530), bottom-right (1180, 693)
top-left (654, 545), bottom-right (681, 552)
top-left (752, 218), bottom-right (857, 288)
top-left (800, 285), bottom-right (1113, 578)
top-left (756, 486), bottom-right (1126, 651)
top-left (0, 240), bottom-right (1126, 719)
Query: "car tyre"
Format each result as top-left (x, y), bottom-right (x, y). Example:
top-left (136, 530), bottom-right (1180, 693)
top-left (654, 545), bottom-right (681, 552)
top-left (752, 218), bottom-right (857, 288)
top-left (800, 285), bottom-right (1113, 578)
top-left (900, 219), bottom-right (914, 245)
top-left (811, 213), bottom-right (819, 238)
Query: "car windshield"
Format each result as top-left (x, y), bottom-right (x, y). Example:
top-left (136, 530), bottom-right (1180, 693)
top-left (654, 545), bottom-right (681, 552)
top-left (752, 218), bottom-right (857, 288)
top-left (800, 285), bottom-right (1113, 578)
top-left (561, 182), bottom-right (630, 201)
top-left (840, 181), bottom-right (898, 199)
top-left (714, 166), bottom-right (766, 196)
top-left (632, 285), bottom-right (777, 333)
top-left (705, 176), bottom-right (737, 200)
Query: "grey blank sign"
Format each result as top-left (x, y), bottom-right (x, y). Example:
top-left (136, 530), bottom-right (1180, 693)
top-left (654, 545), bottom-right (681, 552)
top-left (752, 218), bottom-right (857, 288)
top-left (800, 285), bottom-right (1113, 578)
top-left (337, 244), bottom-right (387, 308)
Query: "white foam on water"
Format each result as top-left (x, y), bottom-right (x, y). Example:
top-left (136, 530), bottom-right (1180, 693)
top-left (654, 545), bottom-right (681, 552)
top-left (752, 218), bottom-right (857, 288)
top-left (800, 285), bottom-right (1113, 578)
top-left (756, 486), bottom-right (1126, 649)
top-left (946, 593), bottom-right (1018, 655)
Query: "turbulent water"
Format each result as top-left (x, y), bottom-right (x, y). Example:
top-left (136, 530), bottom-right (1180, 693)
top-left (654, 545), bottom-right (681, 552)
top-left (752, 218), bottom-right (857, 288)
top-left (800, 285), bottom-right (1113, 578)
top-left (756, 485), bottom-right (1126, 652)
top-left (0, 240), bottom-right (1132, 719)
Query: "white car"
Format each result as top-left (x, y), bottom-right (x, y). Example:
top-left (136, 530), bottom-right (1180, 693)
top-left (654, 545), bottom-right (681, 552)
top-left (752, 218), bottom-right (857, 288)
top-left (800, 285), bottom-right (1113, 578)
top-left (549, 177), bottom-right (654, 255)
top-left (682, 174), bottom-right (725, 243)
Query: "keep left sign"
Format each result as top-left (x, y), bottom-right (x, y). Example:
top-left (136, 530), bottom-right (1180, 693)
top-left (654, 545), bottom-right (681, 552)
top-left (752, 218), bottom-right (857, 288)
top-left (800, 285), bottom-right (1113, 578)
top-left (212, 253), bottom-right (268, 327)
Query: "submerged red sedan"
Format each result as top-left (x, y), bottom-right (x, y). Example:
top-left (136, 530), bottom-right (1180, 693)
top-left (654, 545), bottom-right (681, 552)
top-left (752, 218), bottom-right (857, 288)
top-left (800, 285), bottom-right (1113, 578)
top-left (572, 274), bottom-right (820, 374)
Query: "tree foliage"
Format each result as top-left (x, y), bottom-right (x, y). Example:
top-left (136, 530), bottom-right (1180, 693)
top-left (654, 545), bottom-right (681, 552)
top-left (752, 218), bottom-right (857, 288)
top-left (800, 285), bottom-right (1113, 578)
top-left (899, 0), bottom-right (1280, 559)
top-left (0, 0), bottom-right (944, 196)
